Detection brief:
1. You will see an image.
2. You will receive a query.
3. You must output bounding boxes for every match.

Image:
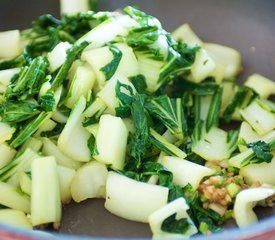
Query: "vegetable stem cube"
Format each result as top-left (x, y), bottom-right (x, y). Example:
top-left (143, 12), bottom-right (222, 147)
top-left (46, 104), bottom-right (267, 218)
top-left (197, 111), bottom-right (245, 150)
top-left (0, 30), bottom-right (22, 58)
top-left (31, 156), bottom-right (61, 227)
top-left (105, 172), bottom-right (169, 223)
top-left (94, 114), bottom-right (128, 170)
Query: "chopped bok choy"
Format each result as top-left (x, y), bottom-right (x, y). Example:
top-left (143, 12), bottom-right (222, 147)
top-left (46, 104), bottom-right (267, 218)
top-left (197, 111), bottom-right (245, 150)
top-left (0, 1), bottom-right (274, 239)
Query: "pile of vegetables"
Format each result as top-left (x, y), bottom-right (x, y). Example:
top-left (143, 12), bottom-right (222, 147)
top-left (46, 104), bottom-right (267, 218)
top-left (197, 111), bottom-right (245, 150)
top-left (0, 1), bottom-right (274, 238)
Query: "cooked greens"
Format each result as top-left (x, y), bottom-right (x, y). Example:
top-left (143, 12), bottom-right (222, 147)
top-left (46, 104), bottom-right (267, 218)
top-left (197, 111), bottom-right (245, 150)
top-left (0, 1), bottom-right (274, 239)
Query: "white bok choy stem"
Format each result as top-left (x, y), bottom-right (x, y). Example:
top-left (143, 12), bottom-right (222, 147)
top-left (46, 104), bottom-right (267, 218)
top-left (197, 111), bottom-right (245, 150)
top-left (149, 197), bottom-right (198, 239)
top-left (0, 209), bottom-right (32, 230)
top-left (234, 187), bottom-right (275, 228)
top-left (31, 156), bottom-right (61, 228)
top-left (105, 171), bottom-right (169, 223)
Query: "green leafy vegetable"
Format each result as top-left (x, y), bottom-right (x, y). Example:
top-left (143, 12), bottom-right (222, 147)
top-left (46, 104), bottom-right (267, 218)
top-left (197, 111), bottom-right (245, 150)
top-left (149, 128), bottom-right (186, 158)
top-left (161, 214), bottom-right (191, 234)
top-left (182, 184), bottom-right (222, 234)
top-left (247, 140), bottom-right (273, 163)
top-left (0, 100), bottom-right (40, 123)
top-left (51, 41), bottom-right (89, 89)
top-left (146, 95), bottom-right (187, 140)
top-left (10, 112), bottom-right (50, 148)
top-left (100, 44), bottom-right (122, 81)
top-left (127, 94), bottom-right (151, 171)
top-left (39, 91), bottom-right (55, 112)
top-left (87, 134), bottom-right (98, 156)
top-left (223, 86), bottom-right (257, 123)
top-left (205, 87), bottom-right (222, 131)
top-left (129, 74), bottom-right (147, 93)
top-left (5, 56), bottom-right (48, 100)
top-left (115, 81), bottom-right (135, 117)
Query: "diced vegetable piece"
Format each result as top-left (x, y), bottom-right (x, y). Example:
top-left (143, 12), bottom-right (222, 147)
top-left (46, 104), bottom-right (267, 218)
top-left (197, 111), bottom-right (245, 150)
top-left (85, 123), bottom-right (99, 136)
top-left (0, 143), bottom-right (16, 169)
top-left (97, 74), bottom-right (136, 115)
top-left (0, 68), bottom-right (20, 93)
top-left (70, 161), bottom-right (108, 203)
top-left (47, 42), bottom-right (71, 73)
top-left (0, 30), bottom-right (22, 58)
top-left (192, 126), bottom-right (233, 161)
top-left (226, 183), bottom-right (241, 198)
top-left (31, 156), bottom-right (61, 228)
top-left (34, 118), bottom-right (57, 137)
top-left (149, 197), bottom-right (197, 239)
top-left (0, 181), bottom-right (30, 213)
top-left (38, 81), bottom-right (51, 98)
top-left (42, 138), bottom-right (82, 169)
top-left (0, 122), bottom-right (15, 144)
top-left (161, 156), bottom-right (215, 189)
top-left (240, 99), bottom-right (275, 135)
top-left (234, 188), bottom-right (275, 227)
top-left (94, 114), bottom-right (128, 170)
top-left (204, 43), bottom-right (242, 79)
top-left (238, 122), bottom-right (260, 147)
top-left (135, 52), bottom-right (163, 92)
top-left (19, 172), bottom-right (32, 196)
top-left (244, 74), bottom-right (275, 99)
top-left (58, 97), bottom-right (91, 162)
top-left (83, 97), bottom-right (107, 118)
top-left (172, 23), bottom-right (203, 47)
top-left (0, 209), bottom-right (32, 229)
top-left (10, 112), bottom-right (51, 148)
top-left (77, 15), bottom-right (139, 49)
top-left (82, 43), bottom-right (139, 88)
top-left (188, 49), bottom-right (216, 83)
top-left (105, 172), bottom-right (169, 223)
top-left (240, 157), bottom-right (275, 185)
top-left (60, 0), bottom-right (89, 14)
top-left (57, 165), bottom-right (76, 204)
top-left (0, 148), bottom-right (39, 183)
top-left (150, 129), bottom-right (187, 159)
top-left (65, 64), bottom-right (96, 109)
top-left (229, 148), bottom-right (254, 169)
top-left (52, 109), bottom-right (69, 123)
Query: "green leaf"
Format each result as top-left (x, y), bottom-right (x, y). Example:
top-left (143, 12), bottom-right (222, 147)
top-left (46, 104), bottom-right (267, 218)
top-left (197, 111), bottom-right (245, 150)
top-left (87, 134), bottom-right (98, 157)
top-left (223, 86), bottom-right (257, 123)
top-left (51, 41), bottom-right (89, 89)
top-left (127, 94), bottom-right (151, 170)
top-left (149, 128), bottom-right (186, 158)
top-left (140, 161), bottom-right (173, 186)
top-left (146, 95), bottom-right (187, 140)
top-left (129, 74), bottom-right (147, 93)
top-left (247, 140), bottom-right (273, 163)
top-left (39, 91), bottom-right (55, 112)
top-left (0, 55), bottom-right (26, 70)
top-left (124, 6), bottom-right (158, 27)
top-left (115, 81), bottom-right (135, 117)
top-left (158, 44), bottom-right (199, 88)
top-left (161, 214), bottom-right (191, 234)
top-left (205, 87), bottom-right (223, 132)
top-left (0, 100), bottom-right (40, 123)
top-left (168, 185), bottom-right (184, 202)
top-left (182, 184), bottom-right (222, 234)
top-left (10, 112), bottom-right (50, 148)
top-left (127, 26), bottom-right (160, 47)
top-left (5, 56), bottom-right (48, 100)
top-left (100, 44), bottom-right (122, 81)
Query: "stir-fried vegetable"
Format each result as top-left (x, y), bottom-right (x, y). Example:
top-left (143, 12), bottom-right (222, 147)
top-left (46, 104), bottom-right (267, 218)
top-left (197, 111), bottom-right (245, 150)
top-left (0, 1), bottom-right (274, 239)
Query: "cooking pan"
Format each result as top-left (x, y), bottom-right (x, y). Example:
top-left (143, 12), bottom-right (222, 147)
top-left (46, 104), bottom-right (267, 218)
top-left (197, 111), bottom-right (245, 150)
top-left (0, 0), bottom-right (274, 239)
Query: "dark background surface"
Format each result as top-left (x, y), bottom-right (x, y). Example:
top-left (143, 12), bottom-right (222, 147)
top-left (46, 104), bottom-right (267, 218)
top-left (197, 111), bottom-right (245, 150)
top-left (0, 0), bottom-right (274, 238)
